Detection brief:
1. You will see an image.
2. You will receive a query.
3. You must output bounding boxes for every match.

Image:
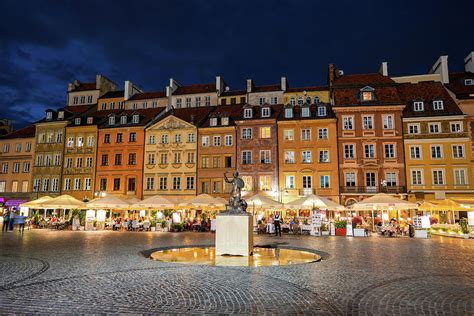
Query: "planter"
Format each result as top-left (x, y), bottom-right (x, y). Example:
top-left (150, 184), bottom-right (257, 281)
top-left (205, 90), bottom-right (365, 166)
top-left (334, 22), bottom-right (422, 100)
top-left (353, 228), bottom-right (366, 237)
top-left (321, 230), bottom-right (330, 236)
top-left (335, 228), bottom-right (347, 236)
top-left (151, 227), bottom-right (156, 232)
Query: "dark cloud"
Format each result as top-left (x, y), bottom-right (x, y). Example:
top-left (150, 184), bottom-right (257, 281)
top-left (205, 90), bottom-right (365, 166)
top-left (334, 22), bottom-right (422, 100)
top-left (0, 0), bottom-right (472, 129)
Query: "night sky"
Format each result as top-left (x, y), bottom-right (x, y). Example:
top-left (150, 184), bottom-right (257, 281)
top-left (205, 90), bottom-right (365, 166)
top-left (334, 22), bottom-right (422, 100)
top-left (0, 0), bottom-right (472, 129)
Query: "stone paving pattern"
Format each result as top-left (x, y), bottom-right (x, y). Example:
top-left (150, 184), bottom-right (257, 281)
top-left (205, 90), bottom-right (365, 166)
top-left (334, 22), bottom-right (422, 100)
top-left (0, 231), bottom-right (473, 314)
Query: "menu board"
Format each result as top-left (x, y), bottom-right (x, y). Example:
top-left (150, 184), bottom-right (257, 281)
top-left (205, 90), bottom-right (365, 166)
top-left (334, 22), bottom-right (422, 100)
top-left (413, 216), bottom-right (422, 229)
top-left (312, 214), bottom-right (322, 227)
top-left (414, 216), bottom-right (431, 229)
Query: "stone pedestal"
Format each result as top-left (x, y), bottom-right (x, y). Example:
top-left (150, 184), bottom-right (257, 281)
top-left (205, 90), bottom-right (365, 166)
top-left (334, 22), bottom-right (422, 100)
top-left (216, 214), bottom-right (253, 256)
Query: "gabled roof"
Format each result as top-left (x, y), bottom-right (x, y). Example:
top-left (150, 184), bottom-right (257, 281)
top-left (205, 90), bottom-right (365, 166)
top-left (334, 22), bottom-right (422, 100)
top-left (128, 91), bottom-right (167, 100)
top-left (277, 103), bottom-right (335, 121)
top-left (446, 72), bottom-right (474, 100)
top-left (200, 104), bottom-right (243, 128)
top-left (173, 83), bottom-right (216, 95)
top-left (398, 81), bottom-right (463, 117)
top-left (99, 90), bottom-right (124, 99)
top-left (0, 124), bottom-right (36, 139)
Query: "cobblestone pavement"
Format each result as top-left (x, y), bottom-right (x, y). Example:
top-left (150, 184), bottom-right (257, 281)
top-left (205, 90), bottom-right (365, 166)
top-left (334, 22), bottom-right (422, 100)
top-left (0, 231), bottom-right (472, 314)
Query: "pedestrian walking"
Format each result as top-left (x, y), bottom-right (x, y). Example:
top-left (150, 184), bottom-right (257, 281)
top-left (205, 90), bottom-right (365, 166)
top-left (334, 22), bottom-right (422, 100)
top-left (2, 211), bottom-right (10, 232)
top-left (8, 210), bottom-right (15, 231)
top-left (274, 211), bottom-right (282, 237)
top-left (17, 212), bottom-right (26, 233)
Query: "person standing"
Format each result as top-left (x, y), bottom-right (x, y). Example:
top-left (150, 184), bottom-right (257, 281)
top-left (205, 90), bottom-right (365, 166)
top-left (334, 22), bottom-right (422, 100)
top-left (8, 209), bottom-right (15, 231)
top-left (17, 212), bottom-right (26, 233)
top-left (2, 210), bottom-right (10, 232)
top-left (274, 211), bottom-right (282, 237)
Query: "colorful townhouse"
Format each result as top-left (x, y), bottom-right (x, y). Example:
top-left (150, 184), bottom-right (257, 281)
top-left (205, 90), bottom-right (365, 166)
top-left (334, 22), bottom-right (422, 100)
top-left (197, 105), bottom-right (242, 197)
top-left (0, 125), bottom-right (36, 206)
top-left (398, 81), bottom-right (473, 202)
top-left (143, 107), bottom-right (213, 199)
top-left (331, 71), bottom-right (407, 206)
top-left (235, 104), bottom-right (283, 199)
top-left (277, 99), bottom-right (340, 203)
top-left (95, 108), bottom-right (162, 200)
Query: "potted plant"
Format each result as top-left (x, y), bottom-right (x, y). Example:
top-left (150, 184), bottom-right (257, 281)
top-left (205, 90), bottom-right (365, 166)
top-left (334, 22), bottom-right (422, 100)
top-left (334, 220), bottom-right (347, 236)
top-left (320, 223), bottom-right (330, 236)
top-left (150, 218), bottom-right (156, 232)
top-left (459, 218), bottom-right (470, 238)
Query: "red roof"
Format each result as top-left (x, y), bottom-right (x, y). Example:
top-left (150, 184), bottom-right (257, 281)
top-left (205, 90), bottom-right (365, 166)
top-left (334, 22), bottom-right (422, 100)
top-left (100, 91), bottom-right (124, 99)
top-left (220, 89), bottom-right (247, 97)
top-left (200, 104), bottom-right (244, 127)
top-left (64, 105), bottom-right (94, 114)
top-left (446, 72), bottom-right (474, 100)
top-left (128, 91), bottom-right (166, 100)
top-left (173, 83), bottom-right (216, 95)
top-left (1, 124), bottom-right (36, 139)
top-left (333, 73), bottom-right (395, 86)
top-left (252, 84), bottom-right (281, 93)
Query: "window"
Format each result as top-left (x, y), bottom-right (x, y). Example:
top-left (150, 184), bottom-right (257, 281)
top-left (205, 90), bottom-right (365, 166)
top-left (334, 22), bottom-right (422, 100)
top-left (213, 136), bottom-right (221, 146)
top-left (148, 135), bottom-right (155, 145)
top-left (76, 157), bottom-right (83, 168)
top-left (433, 100), bottom-right (444, 110)
top-left (33, 179), bottom-right (41, 192)
top-left (202, 136), bottom-right (209, 147)
top-left (210, 118), bottom-right (218, 126)
top-left (212, 181), bottom-right (221, 193)
top-left (414, 101), bottom-right (424, 111)
top-left (410, 146), bottom-right (421, 159)
top-left (201, 157), bottom-right (209, 168)
top-left (320, 175), bottom-right (330, 188)
top-left (187, 133), bottom-right (195, 143)
top-left (240, 96), bottom-right (246, 104)
top-left (118, 101), bottom-right (124, 109)
top-left (161, 134), bottom-right (168, 144)
top-left (285, 175), bottom-right (295, 189)
top-left (15, 143), bottom-right (21, 152)
top-left (120, 116), bottom-right (127, 124)
top-left (25, 142), bottom-right (31, 152)
top-left (454, 169), bottom-right (467, 185)
top-left (452, 145), bottom-right (464, 158)
top-left (87, 117), bottom-right (93, 124)
top-left (109, 116), bottom-right (115, 125)
top-left (344, 144), bottom-right (354, 159)
top-left (66, 158), bottom-right (72, 168)
top-left (146, 177), bottom-right (154, 190)
top-left (76, 136), bottom-right (83, 147)
top-left (224, 135), bottom-right (232, 146)
top-left (176, 98), bottom-right (182, 108)
top-left (363, 116), bottom-right (373, 129)
top-left (384, 144), bottom-right (395, 158)
top-left (283, 129), bottom-right (294, 140)
top-left (114, 153), bottom-right (122, 165)
top-left (116, 133), bottom-right (123, 143)
top-left (260, 127), bottom-right (271, 138)
top-left (242, 128), bottom-right (252, 139)
top-left (319, 150), bottom-right (329, 163)
top-left (101, 154), bottom-right (108, 166)
top-left (56, 132), bottom-right (63, 143)
top-left (73, 96), bottom-right (78, 105)
top-left (297, 97), bottom-right (303, 105)
top-left (173, 152), bottom-right (181, 164)
top-left (221, 117), bottom-right (229, 126)
top-left (306, 96), bottom-right (311, 104)
top-left (365, 172), bottom-right (376, 187)
top-left (451, 122), bottom-right (463, 133)
top-left (67, 137), bottom-right (74, 147)
top-left (86, 157), bottom-right (92, 167)
top-left (113, 178), bottom-right (121, 191)
top-left (408, 124), bottom-right (420, 134)
top-left (132, 115), bottom-right (139, 123)
top-left (385, 172), bottom-right (397, 186)
top-left (302, 176), bottom-right (312, 189)
top-left (318, 128), bottom-right (328, 139)
top-left (159, 177), bottom-right (167, 190)
top-left (45, 155), bottom-right (52, 166)
top-left (285, 108), bottom-right (293, 118)
top-left (225, 156), bottom-right (232, 168)
top-left (186, 177), bottom-right (195, 190)
top-left (35, 155), bottom-right (42, 166)
top-left (361, 90), bottom-right (374, 101)
top-left (314, 96), bottom-right (320, 104)
top-left (244, 108), bottom-right (253, 118)
top-left (343, 116), bottom-right (353, 130)
top-left (271, 96), bottom-right (278, 105)
top-left (364, 144), bottom-right (375, 158)
top-left (173, 177), bottom-right (181, 190)
top-left (431, 145), bottom-right (442, 159)
top-left (302, 150), bottom-right (312, 163)
top-left (148, 153), bottom-right (155, 165)
top-left (21, 180), bottom-right (29, 193)
top-left (74, 118), bottom-right (81, 125)
top-left (187, 152), bottom-right (195, 164)
top-left (289, 97), bottom-right (295, 105)
top-left (429, 123), bottom-right (441, 134)
top-left (13, 162), bottom-right (19, 173)
top-left (185, 98), bottom-right (192, 107)
top-left (259, 175), bottom-right (271, 191)
top-left (432, 170), bottom-right (444, 185)
top-left (259, 97), bottom-right (266, 105)
top-left (317, 106), bottom-right (326, 117)
top-left (64, 178), bottom-right (71, 191)
top-left (54, 154), bottom-right (61, 166)
top-left (104, 134), bottom-right (110, 144)
top-left (23, 162), bottom-right (30, 173)
top-left (74, 178), bottom-right (81, 191)
top-left (345, 173), bottom-right (356, 187)
top-left (160, 153), bottom-right (167, 164)
top-left (285, 151), bottom-right (295, 163)
top-left (383, 115), bottom-right (393, 129)
top-left (260, 150), bottom-right (271, 164)
top-left (242, 151), bottom-right (252, 164)
top-left (128, 153), bottom-right (136, 165)
top-left (174, 134), bottom-right (181, 144)
top-left (205, 96), bottom-right (211, 106)
top-left (87, 136), bottom-right (94, 147)
top-left (195, 96), bottom-right (201, 107)
top-left (261, 107), bottom-right (271, 117)
top-left (128, 178), bottom-right (136, 192)
top-left (301, 107), bottom-right (310, 117)
top-left (152, 101), bottom-right (157, 108)
top-left (100, 178), bottom-right (107, 191)
top-left (87, 95), bottom-right (93, 103)
top-left (411, 170), bottom-right (423, 185)
top-left (301, 128), bottom-right (311, 140)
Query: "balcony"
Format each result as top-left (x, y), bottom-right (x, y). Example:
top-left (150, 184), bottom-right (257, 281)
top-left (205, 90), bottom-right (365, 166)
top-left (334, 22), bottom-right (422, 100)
top-left (340, 185), bottom-right (406, 194)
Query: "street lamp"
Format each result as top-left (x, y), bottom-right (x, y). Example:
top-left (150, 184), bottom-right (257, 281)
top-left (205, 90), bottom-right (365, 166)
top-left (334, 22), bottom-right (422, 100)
top-left (94, 191), bottom-right (107, 198)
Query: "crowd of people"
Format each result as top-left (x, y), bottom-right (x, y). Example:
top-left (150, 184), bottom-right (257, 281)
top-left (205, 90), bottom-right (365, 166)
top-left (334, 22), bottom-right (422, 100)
top-left (1, 209), bottom-right (28, 233)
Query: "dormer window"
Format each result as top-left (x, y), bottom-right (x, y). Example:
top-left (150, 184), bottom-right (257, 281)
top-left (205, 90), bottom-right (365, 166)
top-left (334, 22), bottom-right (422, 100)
top-left (318, 106), bottom-right (327, 117)
top-left (360, 86), bottom-right (375, 101)
top-left (244, 108), bottom-right (253, 119)
top-left (109, 116), bottom-right (115, 125)
top-left (301, 107), bottom-right (310, 118)
top-left (285, 108), bottom-right (293, 118)
top-left (221, 117), bottom-right (229, 126)
top-left (314, 96), bottom-right (320, 104)
top-left (261, 107), bottom-right (271, 118)
top-left (306, 97), bottom-right (311, 104)
top-left (46, 112), bottom-right (53, 120)
top-left (120, 115), bottom-right (127, 125)
top-left (132, 114), bottom-right (139, 123)
top-left (87, 117), bottom-right (93, 124)
top-left (210, 118), bottom-right (218, 126)
top-left (58, 111), bottom-right (64, 120)
top-left (259, 97), bottom-right (266, 105)
top-left (465, 79), bottom-right (473, 86)
top-left (289, 97), bottom-right (295, 106)
top-left (74, 118), bottom-right (81, 125)
top-left (433, 100), bottom-right (444, 110)
top-left (297, 97), bottom-right (303, 106)
top-left (414, 101), bottom-right (424, 112)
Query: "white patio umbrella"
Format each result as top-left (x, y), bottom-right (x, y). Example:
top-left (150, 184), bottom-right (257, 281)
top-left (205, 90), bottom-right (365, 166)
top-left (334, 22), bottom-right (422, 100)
top-left (284, 194), bottom-right (344, 211)
top-left (214, 197), bottom-right (228, 205)
top-left (20, 196), bottom-right (53, 208)
top-left (131, 195), bottom-right (176, 209)
top-left (37, 194), bottom-right (86, 209)
top-left (126, 197), bottom-right (141, 205)
top-left (245, 193), bottom-right (283, 209)
top-left (178, 194), bottom-right (225, 209)
top-left (86, 196), bottom-right (130, 209)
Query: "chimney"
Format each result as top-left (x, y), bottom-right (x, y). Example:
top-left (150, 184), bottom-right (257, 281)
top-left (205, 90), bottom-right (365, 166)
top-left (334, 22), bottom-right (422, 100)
top-left (465, 51), bottom-right (474, 73)
top-left (379, 62), bottom-right (388, 76)
top-left (327, 64), bottom-right (335, 87)
top-left (246, 79), bottom-right (253, 93)
top-left (280, 76), bottom-right (287, 91)
top-left (96, 74), bottom-right (102, 90)
top-left (124, 81), bottom-right (142, 101)
top-left (429, 55), bottom-right (449, 84)
top-left (216, 75), bottom-right (226, 96)
top-left (167, 78), bottom-right (179, 97)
